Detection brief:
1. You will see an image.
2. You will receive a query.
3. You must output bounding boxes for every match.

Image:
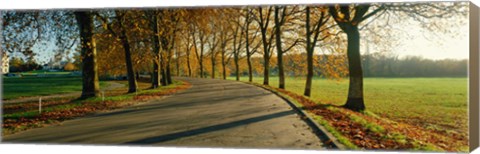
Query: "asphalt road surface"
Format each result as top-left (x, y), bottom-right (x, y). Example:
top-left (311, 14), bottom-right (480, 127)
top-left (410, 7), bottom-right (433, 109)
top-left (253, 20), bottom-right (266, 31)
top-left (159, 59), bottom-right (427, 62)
top-left (3, 77), bottom-right (325, 150)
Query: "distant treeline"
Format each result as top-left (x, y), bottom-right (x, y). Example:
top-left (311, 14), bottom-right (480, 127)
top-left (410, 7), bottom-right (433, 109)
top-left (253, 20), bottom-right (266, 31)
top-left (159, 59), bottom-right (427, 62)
top-left (8, 57), bottom-right (43, 73)
top-left (362, 54), bottom-right (467, 77)
top-left (233, 54), bottom-right (467, 78)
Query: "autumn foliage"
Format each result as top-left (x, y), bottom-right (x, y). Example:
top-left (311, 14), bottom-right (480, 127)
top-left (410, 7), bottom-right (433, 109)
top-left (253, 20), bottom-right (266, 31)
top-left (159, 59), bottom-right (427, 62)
top-left (63, 62), bottom-right (76, 71)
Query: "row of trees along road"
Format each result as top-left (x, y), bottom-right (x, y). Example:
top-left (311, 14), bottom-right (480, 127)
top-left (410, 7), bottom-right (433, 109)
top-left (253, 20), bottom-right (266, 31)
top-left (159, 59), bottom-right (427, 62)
top-left (1, 2), bottom-right (467, 111)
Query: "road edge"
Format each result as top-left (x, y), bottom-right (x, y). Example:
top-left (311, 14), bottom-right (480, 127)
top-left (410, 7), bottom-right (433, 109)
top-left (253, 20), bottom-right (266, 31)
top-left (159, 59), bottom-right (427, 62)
top-left (246, 82), bottom-right (346, 150)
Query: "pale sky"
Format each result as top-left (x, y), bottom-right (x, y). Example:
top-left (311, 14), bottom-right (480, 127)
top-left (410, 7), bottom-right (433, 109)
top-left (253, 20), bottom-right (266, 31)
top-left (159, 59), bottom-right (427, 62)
top-left (394, 23), bottom-right (469, 60)
top-left (360, 10), bottom-right (469, 60)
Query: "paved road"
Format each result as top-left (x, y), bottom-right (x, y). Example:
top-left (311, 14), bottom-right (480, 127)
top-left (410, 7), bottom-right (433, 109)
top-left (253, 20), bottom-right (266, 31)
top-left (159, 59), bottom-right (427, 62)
top-left (2, 78), bottom-right (325, 149)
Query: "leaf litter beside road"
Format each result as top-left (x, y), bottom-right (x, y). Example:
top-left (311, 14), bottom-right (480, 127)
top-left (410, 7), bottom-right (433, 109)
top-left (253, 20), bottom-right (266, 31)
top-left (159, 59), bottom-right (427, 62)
top-left (2, 80), bottom-right (192, 136)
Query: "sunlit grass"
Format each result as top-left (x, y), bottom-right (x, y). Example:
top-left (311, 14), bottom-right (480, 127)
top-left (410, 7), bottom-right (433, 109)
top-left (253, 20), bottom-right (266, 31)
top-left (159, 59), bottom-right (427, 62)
top-left (3, 76), bottom-right (83, 100)
top-left (20, 70), bottom-right (72, 75)
top-left (228, 76), bottom-right (468, 136)
top-left (2, 76), bottom-right (110, 100)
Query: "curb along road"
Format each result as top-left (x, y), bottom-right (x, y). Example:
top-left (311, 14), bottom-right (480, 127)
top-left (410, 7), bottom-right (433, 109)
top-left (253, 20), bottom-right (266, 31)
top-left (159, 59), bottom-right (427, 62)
top-left (249, 83), bottom-right (346, 150)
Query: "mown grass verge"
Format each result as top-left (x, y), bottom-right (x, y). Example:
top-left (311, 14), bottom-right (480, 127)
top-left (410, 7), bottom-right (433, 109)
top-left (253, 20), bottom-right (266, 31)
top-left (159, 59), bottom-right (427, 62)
top-left (2, 80), bottom-right (191, 136)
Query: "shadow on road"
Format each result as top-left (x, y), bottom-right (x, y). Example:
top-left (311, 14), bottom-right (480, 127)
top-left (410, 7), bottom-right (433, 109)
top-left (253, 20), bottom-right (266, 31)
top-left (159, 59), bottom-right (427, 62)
top-left (123, 110), bottom-right (294, 144)
top-left (90, 92), bottom-right (271, 119)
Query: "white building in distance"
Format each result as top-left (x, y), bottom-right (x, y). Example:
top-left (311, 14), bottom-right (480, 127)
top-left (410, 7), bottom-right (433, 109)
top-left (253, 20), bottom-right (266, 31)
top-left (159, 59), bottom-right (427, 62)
top-left (1, 51), bottom-right (9, 74)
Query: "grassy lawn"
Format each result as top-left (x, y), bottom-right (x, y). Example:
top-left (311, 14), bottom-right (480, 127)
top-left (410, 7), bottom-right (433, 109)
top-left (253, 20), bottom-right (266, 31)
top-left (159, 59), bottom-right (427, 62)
top-left (3, 76), bottom-right (83, 100)
top-left (228, 76), bottom-right (468, 137)
top-left (17, 70), bottom-right (73, 77)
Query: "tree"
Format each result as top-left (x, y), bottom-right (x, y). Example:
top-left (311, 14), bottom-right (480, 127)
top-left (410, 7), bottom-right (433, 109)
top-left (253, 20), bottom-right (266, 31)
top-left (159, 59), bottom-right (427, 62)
top-left (206, 11), bottom-right (221, 79)
top-left (254, 6), bottom-right (276, 85)
top-left (116, 11), bottom-right (138, 92)
top-left (158, 10), bottom-right (182, 84)
top-left (328, 4), bottom-right (384, 111)
top-left (145, 10), bottom-right (162, 88)
top-left (8, 57), bottom-right (24, 72)
top-left (274, 6), bottom-right (300, 89)
top-left (231, 15), bottom-right (245, 81)
top-left (97, 10), bottom-right (138, 93)
top-left (174, 40), bottom-right (182, 77)
top-left (191, 22), bottom-right (203, 78)
top-left (243, 8), bottom-right (261, 82)
top-left (186, 9), bottom-right (214, 78)
top-left (75, 11), bottom-right (100, 98)
top-left (303, 6), bottom-right (330, 96)
top-left (328, 2), bottom-right (467, 111)
top-left (218, 9), bottom-right (235, 80)
top-left (71, 47), bottom-right (83, 71)
top-left (183, 23), bottom-right (194, 77)
top-left (208, 36), bottom-right (219, 79)
top-left (64, 62), bottom-right (76, 71)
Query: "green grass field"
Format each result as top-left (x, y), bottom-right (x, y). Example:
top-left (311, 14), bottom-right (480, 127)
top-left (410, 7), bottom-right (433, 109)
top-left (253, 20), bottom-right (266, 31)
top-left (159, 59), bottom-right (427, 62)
top-left (18, 70), bottom-right (73, 77)
top-left (2, 76), bottom-right (83, 100)
top-left (228, 76), bottom-right (468, 136)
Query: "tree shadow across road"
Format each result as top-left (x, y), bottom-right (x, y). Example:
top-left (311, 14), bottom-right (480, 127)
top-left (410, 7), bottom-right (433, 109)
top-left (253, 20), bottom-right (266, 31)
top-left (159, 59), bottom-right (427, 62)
top-left (89, 92), bottom-right (271, 119)
top-left (123, 110), bottom-right (294, 144)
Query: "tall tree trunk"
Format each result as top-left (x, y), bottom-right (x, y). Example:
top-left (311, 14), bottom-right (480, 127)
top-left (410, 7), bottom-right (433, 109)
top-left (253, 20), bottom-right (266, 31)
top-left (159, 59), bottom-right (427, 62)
top-left (304, 48), bottom-right (314, 96)
top-left (186, 48), bottom-right (192, 77)
top-left (232, 24), bottom-right (242, 81)
top-left (165, 48), bottom-right (173, 84)
top-left (304, 7), bottom-right (313, 97)
top-left (221, 47), bottom-right (227, 80)
top-left (193, 33), bottom-right (205, 78)
top-left (120, 36), bottom-right (137, 93)
top-left (261, 29), bottom-right (270, 85)
top-left (160, 66), bottom-right (167, 86)
top-left (260, 25), bottom-right (270, 85)
top-left (244, 13), bottom-right (253, 82)
top-left (258, 7), bottom-right (271, 86)
top-left (247, 56), bottom-right (253, 82)
top-left (159, 47), bottom-right (167, 86)
top-left (199, 43), bottom-right (204, 78)
top-left (152, 61), bottom-right (159, 88)
top-left (274, 7), bottom-right (285, 89)
top-left (199, 58), bottom-right (204, 78)
top-left (116, 12), bottom-right (137, 93)
top-left (166, 37), bottom-right (175, 84)
top-left (166, 62), bottom-right (172, 84)
top-left (75, 11), bottom-right (100, 98)
top-left (263, 54), bottom-right (269, 85)
top-left (343, 26), bottom-right (365, 111)
top-left (211, 54), bottom-right (215, 79)
top-left (277, 52), bottom-right (285, 89)
top-left (234, 55), bottom-right (239, 81)
top-left (151, 13), bottom-right (160, 88)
